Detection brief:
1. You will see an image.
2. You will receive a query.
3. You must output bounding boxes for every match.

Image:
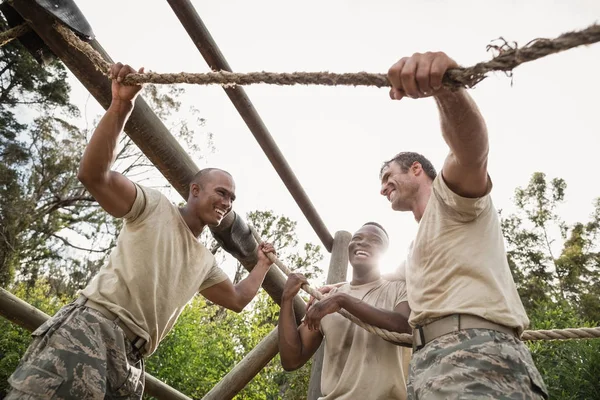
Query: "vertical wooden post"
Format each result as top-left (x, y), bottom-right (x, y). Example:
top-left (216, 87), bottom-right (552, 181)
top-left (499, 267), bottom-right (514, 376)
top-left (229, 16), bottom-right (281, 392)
top-left (306, 231), bottom-right (352, 400)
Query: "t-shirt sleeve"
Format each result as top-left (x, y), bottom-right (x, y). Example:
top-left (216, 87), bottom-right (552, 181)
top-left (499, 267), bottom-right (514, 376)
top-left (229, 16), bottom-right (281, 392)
top-left (198, 259), bottom-right (229, 292)
top-left (433, 172), bottom-right (492, 222)
top-left (392, 281), bottom-right (408, 309)
top-left (123, 184), bottom-right (163, 224)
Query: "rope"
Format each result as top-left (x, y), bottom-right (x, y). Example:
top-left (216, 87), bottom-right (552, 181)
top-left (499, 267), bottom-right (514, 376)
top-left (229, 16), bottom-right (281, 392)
top-left (0, 23), bottom-right (30, 47)
top-left (251, 228), bottom-right (600, 346)
top-left (52, 21), bottom-right (600, 345)
top-left (54, 22), bottom-right (600, 90)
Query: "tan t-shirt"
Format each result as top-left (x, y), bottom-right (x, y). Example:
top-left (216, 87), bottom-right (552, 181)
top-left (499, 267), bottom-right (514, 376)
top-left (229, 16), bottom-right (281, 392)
top-left (81, 184), bottom-right (228, 355)
top-left (406, 173), bottom-right (529, 333)
top-left (319, 279), bottom-right (410, 400)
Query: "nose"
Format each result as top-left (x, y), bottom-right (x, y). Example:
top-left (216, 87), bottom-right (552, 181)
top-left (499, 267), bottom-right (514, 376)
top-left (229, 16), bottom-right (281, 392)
top-left (380, 183), bottom-right (389, 197)
top-left (222, 197), bottom-right (232, 211)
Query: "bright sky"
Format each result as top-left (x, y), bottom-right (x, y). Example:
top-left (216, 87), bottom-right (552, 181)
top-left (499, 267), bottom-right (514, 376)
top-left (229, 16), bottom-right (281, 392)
top-left (67, 0), bottom-right (600, 280)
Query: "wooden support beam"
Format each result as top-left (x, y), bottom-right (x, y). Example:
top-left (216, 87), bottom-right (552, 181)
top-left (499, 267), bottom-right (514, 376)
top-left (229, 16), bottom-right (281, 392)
top-left (202, 328), bottom-right (279, 400)
top-left (307, 231), bottom-right (352, 400)
top-left (8, 0), bottom-right (306, 317)
top-left (0, 288), bottom-right (191, 400)
top-left (165, 0), bottom-right (335, 252)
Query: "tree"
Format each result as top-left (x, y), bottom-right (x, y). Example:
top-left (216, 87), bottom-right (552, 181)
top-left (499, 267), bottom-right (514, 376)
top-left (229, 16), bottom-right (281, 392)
top-left (0, 16), bottom-right (76, 286)
top-left (0, 13), bottom-right (213, 294)
top-left (501, 172), bottom-right (600, 320)
top-left (501, 172), bottom-right (600, 399)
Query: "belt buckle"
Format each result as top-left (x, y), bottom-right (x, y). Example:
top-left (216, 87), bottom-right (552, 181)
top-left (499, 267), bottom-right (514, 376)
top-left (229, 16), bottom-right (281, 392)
top-left (413, 325), bottom-right (426, 352)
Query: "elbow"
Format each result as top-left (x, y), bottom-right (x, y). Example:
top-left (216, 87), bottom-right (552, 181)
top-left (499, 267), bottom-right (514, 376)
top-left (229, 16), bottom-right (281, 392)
top-left (281, 357), bottom-right (301, 372)
top-left (77, 168), bottom-right (103, 187)
top-left (231, 297), bottom-right (250, 313)
top-left (230, 302), bottom-right (245, 313)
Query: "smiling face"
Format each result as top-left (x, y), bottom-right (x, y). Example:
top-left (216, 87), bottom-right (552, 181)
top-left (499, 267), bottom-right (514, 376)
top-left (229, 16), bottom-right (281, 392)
top-left (348, 224), bottom-right (389, 271)
top-left (379, 161), bottom-right (420, 212)
top-left (189, 169), bottom-right (236, 227)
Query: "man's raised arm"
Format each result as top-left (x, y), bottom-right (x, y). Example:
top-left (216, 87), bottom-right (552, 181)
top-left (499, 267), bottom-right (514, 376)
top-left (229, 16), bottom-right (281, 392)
top-left (77, 63), bottom-right (144, 217)
top-left (387, 52), bottom-right (489, 198)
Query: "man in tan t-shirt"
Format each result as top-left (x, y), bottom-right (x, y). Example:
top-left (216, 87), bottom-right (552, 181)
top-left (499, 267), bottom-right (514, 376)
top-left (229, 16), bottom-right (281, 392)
top-left (378, 51), bottom-right (548, 399)
top-left (278, 222), bottom-right (412, 400)
top-left (7, 63), bottom-right (275, 400)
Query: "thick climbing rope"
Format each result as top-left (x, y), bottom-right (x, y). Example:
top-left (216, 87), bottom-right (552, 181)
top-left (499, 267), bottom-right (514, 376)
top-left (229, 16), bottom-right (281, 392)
top-left (52, 22), bottom-right (600, 90)
top-left (251, 228), bottom-right (600, 346)
top-left (0, 23), bottom-right (30, 47)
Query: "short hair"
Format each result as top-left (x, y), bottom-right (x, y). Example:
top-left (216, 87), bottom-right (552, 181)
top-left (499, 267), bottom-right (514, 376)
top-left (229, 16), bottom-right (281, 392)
top-left (380, 152), bottom-right (437, 181)
top-left (362, 221), bottom-right (389, 239)
top-left (192, 168), bottom-right (232, 187)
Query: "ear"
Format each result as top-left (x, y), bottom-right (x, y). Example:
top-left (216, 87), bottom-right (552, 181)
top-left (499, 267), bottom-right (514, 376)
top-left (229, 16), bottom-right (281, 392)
top-left (190, 182), bottom-right (201, 197)
top-left (411, 161), bottom-right (423, 176)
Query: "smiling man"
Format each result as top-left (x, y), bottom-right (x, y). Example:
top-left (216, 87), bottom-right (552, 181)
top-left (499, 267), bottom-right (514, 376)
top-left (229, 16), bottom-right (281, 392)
top-left (278, 222), bottom-right (412, 400)
top-left (6, 63), bottom-right (275, 400)
top-left (379, 51), bottom-right (548, 399)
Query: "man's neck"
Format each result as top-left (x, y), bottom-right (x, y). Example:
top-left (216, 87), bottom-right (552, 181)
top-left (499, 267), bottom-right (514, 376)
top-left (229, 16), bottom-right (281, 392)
top-left (179, 206), bottom-right (205, 238)
top-left (412, 182), bottom-right (433, 222)
top-left (350, 267), bottom-right (381, 286)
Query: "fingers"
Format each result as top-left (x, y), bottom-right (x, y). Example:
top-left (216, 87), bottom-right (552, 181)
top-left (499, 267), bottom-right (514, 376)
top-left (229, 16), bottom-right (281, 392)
top-left (109, 62), bottom-right (122, 80)
top-left (304, 307), bottom-right (321, 331)
top-left (387, 52), bottom-right (456, 100)
top-left (117, 64), bottom-right (135, 83)
top-left (400, 55), bottom-right (419, 98)
top-left (259, 242), bottom-right (276, 255)
top-left (430, 53), bottom-right (453, 91)
top-left (109, 62), bottom-right (141, 83)
top-left (318, 285), bottom-right (334, 295)
top-left (387, 57), bottom-right (407, 100)
top-left (415, 52), bottom-right (435, 95)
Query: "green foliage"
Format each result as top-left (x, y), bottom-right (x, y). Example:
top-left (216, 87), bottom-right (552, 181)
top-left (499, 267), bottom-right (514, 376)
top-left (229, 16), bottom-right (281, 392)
top-left (0, 282), bottom-right (71, 397)
top-left (502, 172), bottom-right (600, 399)
top-left (527, 300), bottom-right (600, 400)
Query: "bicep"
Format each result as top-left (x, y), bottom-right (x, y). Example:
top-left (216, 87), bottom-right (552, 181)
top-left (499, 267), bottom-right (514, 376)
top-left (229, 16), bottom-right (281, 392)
top-left (200, 279), bottom-right (239, 311)
top-left (442, 153), bottom-right (489, 199)
top-left (297, 323), bottom-right (323, 361)
top-left (82, 171), bottom-right (137, 218)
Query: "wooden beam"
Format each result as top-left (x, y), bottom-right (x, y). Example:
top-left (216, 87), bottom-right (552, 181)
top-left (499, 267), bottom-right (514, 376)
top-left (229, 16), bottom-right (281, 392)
top-left (307, 231), bottom-right (352, 399)
top-left (8, 0), bottom-right (306, 316)
top-left (202, 328), bottom-right (279, 400)
top-left (0, 289), bottom-right (191, 400)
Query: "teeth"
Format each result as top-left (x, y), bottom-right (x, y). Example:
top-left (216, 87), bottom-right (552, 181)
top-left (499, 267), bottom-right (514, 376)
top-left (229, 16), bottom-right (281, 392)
top-left (355, 250), bottom-right (369, 257)
top-left (215, 209), bottom-right (225, 216)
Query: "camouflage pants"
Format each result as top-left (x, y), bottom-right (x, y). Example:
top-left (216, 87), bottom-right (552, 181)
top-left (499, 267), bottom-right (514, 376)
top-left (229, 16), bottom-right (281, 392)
top-left (5, 301), bottom-right (145, 399)
top-left (407, 328), bottom-right (548, 400)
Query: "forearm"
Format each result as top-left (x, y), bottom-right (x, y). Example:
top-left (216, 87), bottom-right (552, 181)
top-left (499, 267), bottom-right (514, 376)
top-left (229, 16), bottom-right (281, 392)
top-left (434, 89), bottom-right (488, 164)
top-left (78, 100), bottom-right (134, 181)
top-left (338, 294), bottom-right (411, 334)
top-left (278, 298), bottom-right (305, 371)
top-left (232, 262), bottom-right (271, 310)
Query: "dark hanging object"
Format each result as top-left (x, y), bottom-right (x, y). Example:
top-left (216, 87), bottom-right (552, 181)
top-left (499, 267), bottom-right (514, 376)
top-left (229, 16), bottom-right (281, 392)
top-left (0, 0), bottom-right (94, 65)
top-left (210, 211), bottom-right (259, 267)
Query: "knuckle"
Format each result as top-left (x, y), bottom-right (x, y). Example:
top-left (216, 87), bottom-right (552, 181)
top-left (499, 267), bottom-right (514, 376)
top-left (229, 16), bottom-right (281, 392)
top-left (400, 69), bottom-right (412, 80)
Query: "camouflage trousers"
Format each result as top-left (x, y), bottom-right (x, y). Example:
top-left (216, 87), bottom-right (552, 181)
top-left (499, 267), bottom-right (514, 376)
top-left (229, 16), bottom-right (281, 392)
top-left (407, 328), bottom-right (548, 400)
top-left (5, 300), bottom-right (145, 399)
